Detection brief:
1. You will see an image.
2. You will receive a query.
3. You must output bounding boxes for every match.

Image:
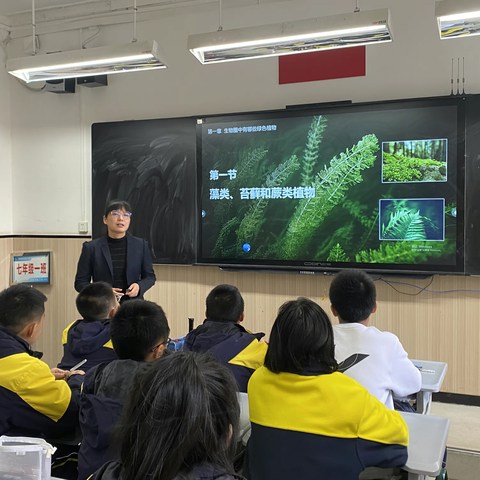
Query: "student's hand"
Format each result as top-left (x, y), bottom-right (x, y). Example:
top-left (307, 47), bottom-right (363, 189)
top-left (51, 368), bottom-right (85, 381)
top-left (126, 283), bottom-right (140, 298)
top-left (51, 368), bottom-right (70, 381)
top-left (259, 338), bottom-right (269, 344)
top-left (113, 288), bottom-right (124, 300)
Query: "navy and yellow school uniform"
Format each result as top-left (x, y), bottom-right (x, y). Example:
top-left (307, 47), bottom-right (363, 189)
top-left (245, 366), bottom-right (409, 480)
top-left (0, 325), bottom-right (79, 438)
top-left (184, 320), bottom-right (267, 393)
top-left (78, 359), bottom-right (150, 480)
top-left (58, 319), bottom-right (117, 373)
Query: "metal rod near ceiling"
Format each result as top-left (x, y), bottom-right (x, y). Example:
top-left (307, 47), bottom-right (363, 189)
top-left (32, 0), bottom-right (36, 54)
top-left (133, 0), bottom-right (138, 42)
top-left (218, 0), bottom-right (223, 32)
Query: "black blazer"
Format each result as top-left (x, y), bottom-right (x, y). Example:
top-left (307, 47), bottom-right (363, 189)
top-left (74, 235), bottom-right (156, 298)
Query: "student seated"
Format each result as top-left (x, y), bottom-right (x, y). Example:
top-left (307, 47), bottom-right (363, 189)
top-left (329, 269), bottom-right (421, 410)
top-left (184, 284), bottom-right (267, 393)
top-left (78, 299), bottom-right (170, 480)
top-left (58, 282), bottom-right (119, 373)
top-left (0, 284), bottom-right (81, 439)
top-left (90, 351), bottom-right (245, 480)
top-left (244, 298), bottom-right (408, 480)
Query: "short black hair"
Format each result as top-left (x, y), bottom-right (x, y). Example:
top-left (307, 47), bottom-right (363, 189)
top-left (0, 285), bottom-right (47, 334)
top-left (206, 284), bottom-right (244, 323)
top-left (265, 297), bottom-right (337, 374)
top-left (329, 269), bottom-right (376, 323)
top-left (110, 300), bottom-right (170, 361)
top-left (104, 199), bottom-right (132, 217)
top-left (76, 282), bottom-right (116, 322)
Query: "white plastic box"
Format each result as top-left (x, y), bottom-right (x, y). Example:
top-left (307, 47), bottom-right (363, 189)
top-left (0, 437), bottom-right (56, 480)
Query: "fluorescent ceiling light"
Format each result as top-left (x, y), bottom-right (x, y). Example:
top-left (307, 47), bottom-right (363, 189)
top-left (435, 0), bottom-right (480, 39)
top-left (7, 40), bottom-right (167, 83)
top-left (188, 9), bottom-right (392, 64)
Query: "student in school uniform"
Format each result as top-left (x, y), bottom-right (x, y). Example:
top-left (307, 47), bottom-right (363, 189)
top-left (0, 284), bottom-right (85, 478)
top-left (58, 282), bottom-right (119, 373)
top-left (74, 199), bottom-right (156, 301)
top-left (244, 297), bottom-right (408, 480)
top-left (89, 352), bottom-right (245, 480)
top-left (78, 300), bottom-right (170, 480)
top-left (184, 284), bottom-right (267, 393)
top-left (0, 284), bottom-right (81, 439)
top-left (329, 269), bottom-right (422, 410)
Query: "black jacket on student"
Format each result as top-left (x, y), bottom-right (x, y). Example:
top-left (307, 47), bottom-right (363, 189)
top-left (90, 461), bottom-right (246, 480)
top-left (78, 359), bottom-right (150, 480)
top-left (74, 234), bottom-right (156, 298)
top-left (57, 319), bottom-right (118, 373)
top-left (184, 321), bottom-right (267, 393)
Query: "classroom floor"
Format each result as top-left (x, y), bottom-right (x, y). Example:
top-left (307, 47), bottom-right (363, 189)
top-left (431, 402), bottom-right (480, 451)
top-left (430, 402), bottom-right (480, 480)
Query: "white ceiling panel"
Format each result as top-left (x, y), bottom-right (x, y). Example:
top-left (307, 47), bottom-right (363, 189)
top-left (0, 1), bottom-right (101, 17)
top-left (0, 0), bottom-right (286, 17)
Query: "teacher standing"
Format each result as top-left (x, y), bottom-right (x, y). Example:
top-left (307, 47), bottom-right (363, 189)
top-left (74, 200), bottom-right (156, 300)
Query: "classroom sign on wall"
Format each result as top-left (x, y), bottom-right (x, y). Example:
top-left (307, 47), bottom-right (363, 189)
top-left (12, 252), bottom-right (51, 285)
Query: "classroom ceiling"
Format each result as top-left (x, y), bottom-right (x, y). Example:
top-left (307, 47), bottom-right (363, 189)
top-left (0, 0), bottom-right (288, 37)
top-left (0, 0), bottom-right (96, 16)
top-left (0, 0), bottom-right (281, 17)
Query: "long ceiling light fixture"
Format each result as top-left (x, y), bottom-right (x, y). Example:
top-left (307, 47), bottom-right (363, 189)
top-left (7, 0), bottom-right (167, 83)
top-left (435, 0), bottom-right (480, 40)
top-left (188, 8), bottom-right (392, 64)
top-left (8, 40), bottom-right (166, 83)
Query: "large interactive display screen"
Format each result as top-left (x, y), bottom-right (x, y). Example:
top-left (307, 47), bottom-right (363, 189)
top-left (197, 98), bottom-right (465, 275)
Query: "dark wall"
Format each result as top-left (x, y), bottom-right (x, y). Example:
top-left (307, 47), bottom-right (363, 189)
top-left (92, 118), bottom-right (196, 264)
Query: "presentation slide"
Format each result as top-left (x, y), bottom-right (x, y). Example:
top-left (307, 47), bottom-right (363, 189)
top-left (199, 102), bottom-right (461, 271)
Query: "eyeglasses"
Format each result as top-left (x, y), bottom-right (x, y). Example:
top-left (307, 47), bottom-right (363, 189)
top-left (151, 338), bottom-right (171, 352)
top-left (110, 210), bottom-right (132, 218)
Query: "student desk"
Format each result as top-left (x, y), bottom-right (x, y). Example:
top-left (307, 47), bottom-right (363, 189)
top-left (410, 359), bottom-right (448, 414)
top-left (361, 412), bottom-right (449, 480)
top-left (237, 392), bottom-right (251, 443)
top-left (400, 412), bottom-right (449, 479)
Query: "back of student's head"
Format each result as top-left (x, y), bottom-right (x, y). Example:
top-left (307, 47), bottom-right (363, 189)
top-left (0, 284), bottom-right (47, 334)
top-left (76, 282), bottom-right (116, 322)
top-left (206, 284), bottom-right (244, 323)
top-left (329, 269), bottom-right (376, 323)
top-left (265, 297), bottom-right (337, 375)
top-left (118, 351), bottom-right (240, 480)
top-left (110, 300), bottom-right (170, 361)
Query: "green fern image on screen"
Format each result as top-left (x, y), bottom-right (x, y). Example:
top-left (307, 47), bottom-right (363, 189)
top-left (209, 116), bottom-right (380, 260)
top-left (379, 199), bottom-right (444, 242)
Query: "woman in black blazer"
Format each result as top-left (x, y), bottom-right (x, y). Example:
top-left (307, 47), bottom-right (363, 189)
top-left (74, 200), bottom-right (156, 300)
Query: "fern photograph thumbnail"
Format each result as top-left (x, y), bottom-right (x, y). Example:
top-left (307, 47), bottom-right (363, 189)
top-left (379, 199), bottom-right (445, 241)
top-left (382, 139), bottom-right (447, 183)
